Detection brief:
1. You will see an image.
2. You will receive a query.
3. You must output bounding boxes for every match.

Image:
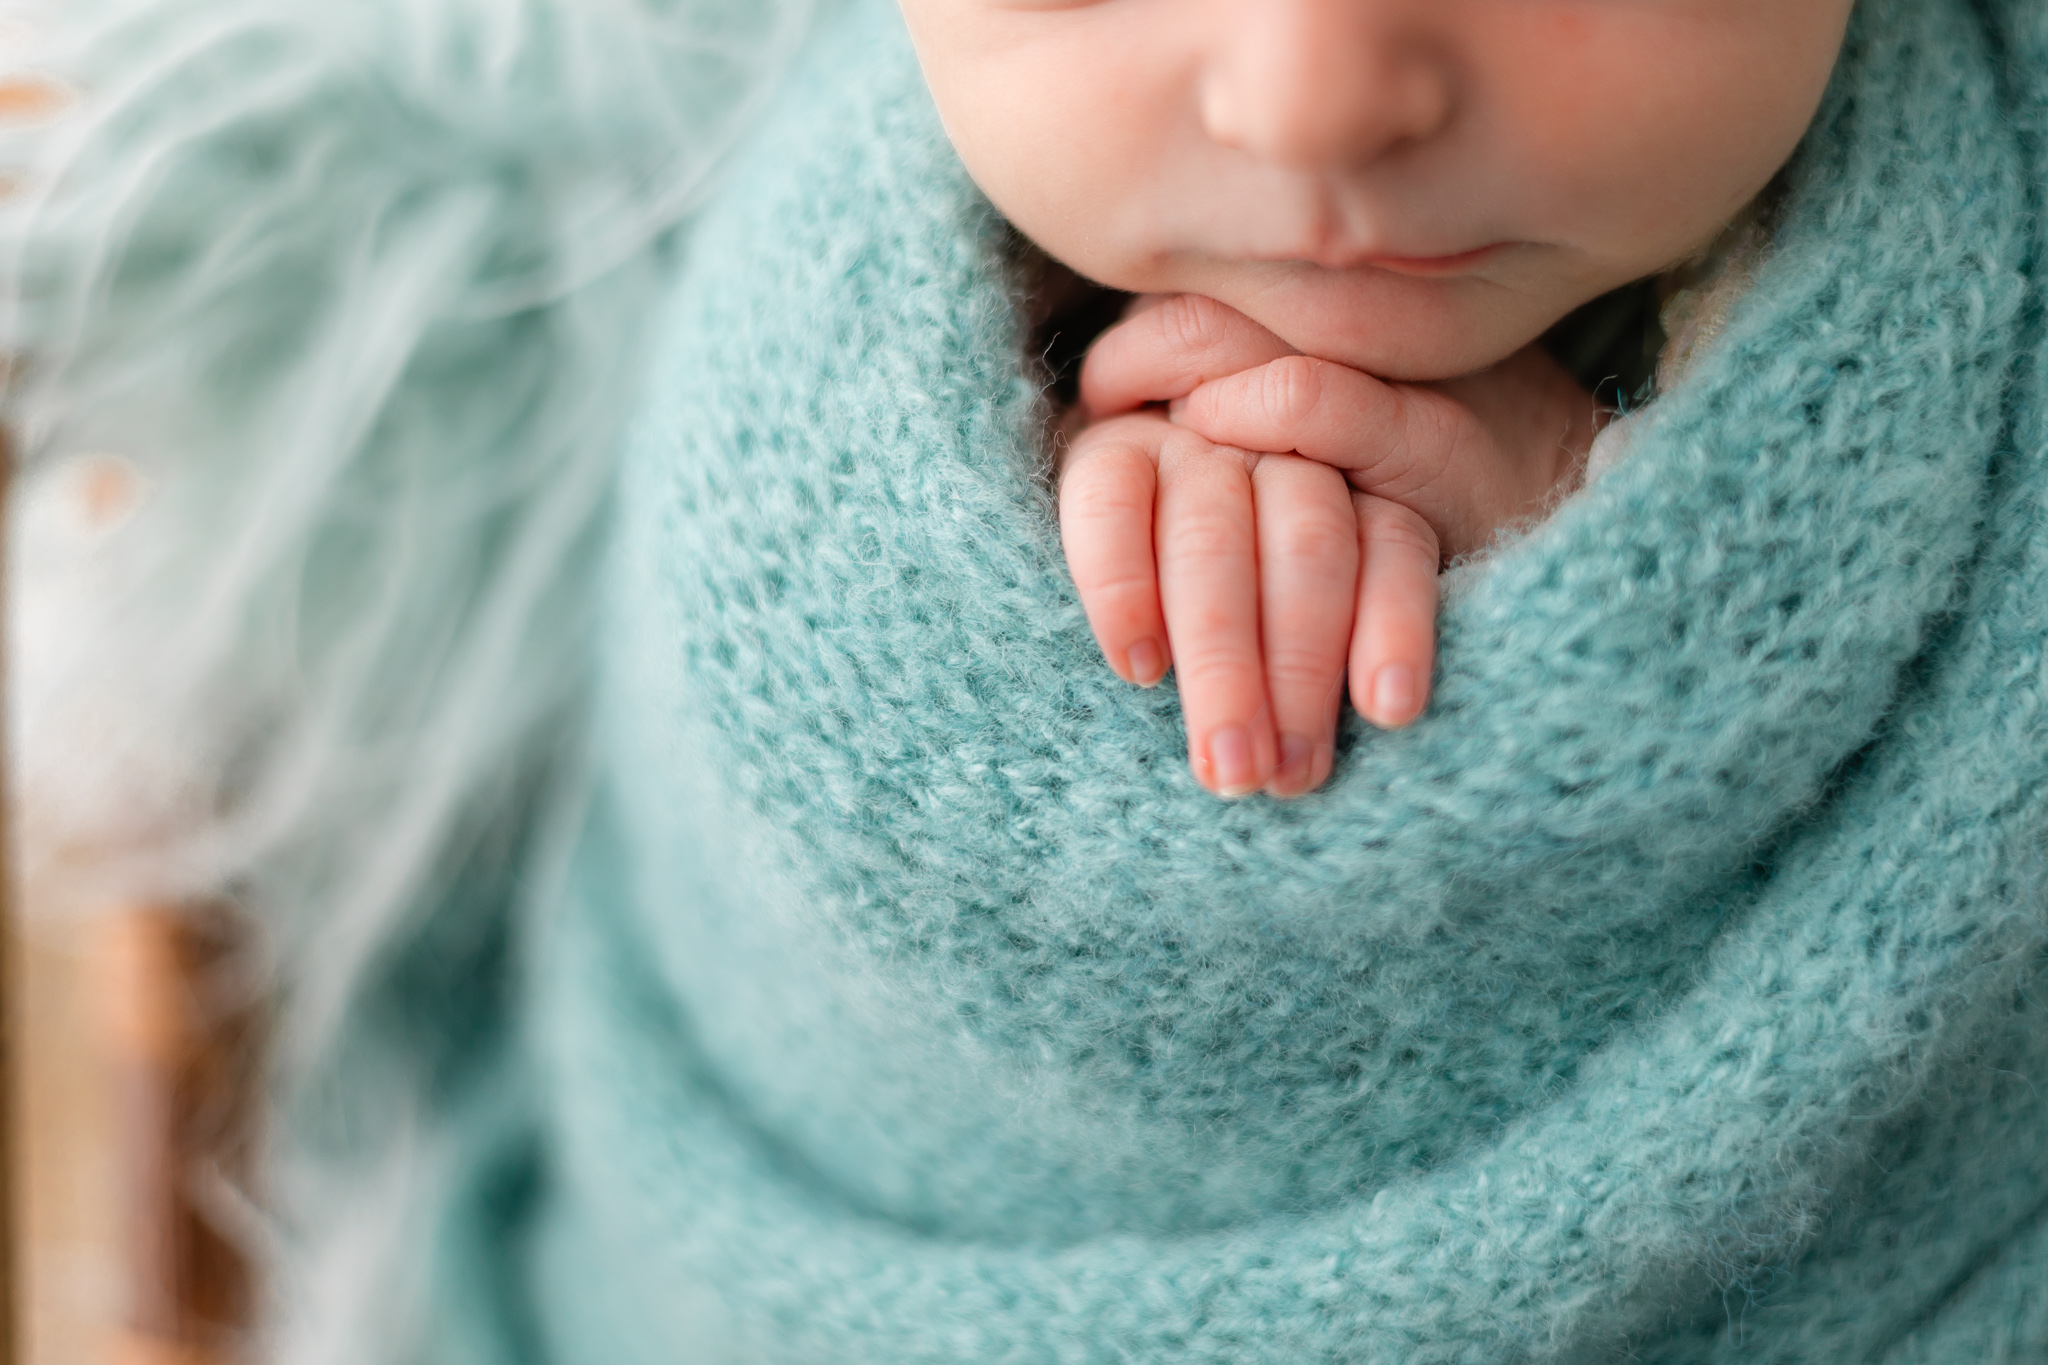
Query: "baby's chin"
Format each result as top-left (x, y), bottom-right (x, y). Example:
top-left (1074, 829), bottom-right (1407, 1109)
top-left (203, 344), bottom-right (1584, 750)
top-left (1145, 254), bottom-right (1576, 383)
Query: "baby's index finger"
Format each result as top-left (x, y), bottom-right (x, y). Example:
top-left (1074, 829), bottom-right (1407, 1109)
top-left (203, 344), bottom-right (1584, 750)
top-left (1151, 431), bottom-right (1278, 798)
top-left (1079, 294), bottom-right (1296, 421)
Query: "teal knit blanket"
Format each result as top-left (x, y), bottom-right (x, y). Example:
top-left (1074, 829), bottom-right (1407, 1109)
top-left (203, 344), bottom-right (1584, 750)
top-left (534, 0), bottom-right (2048, 1360)
top-left (10, 0), bottom-right (2048, 1359)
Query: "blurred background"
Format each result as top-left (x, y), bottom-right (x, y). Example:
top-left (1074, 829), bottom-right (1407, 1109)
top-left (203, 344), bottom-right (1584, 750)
top-left (20, 904), bottom-right (259, 1365)
top-left (21, 909), bottom-right (121, 1365)
top-left (3, 13), bottom-right (261, 1360)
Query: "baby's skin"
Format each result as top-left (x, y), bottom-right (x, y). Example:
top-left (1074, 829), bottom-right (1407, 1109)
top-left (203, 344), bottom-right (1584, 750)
top-left (1061, 294), bottom-right (1593, 794)
top-left (898, 0), bottom-right (1856, 797)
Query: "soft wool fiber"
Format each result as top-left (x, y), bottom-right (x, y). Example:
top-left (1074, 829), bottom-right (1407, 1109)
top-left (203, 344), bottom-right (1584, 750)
top-left (1, 0), bottom-right (810, 1355)
top-left (544, 0), bottom-right (2048, 1359)
top-left (13, 0), bottom-right (2048, 1360)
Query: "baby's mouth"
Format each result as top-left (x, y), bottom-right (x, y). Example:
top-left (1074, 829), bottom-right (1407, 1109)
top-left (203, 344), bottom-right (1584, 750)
top-left (1234, 240), bottom-right (1516, 277)
top-left (1353, 243), bottom-right (1510, 277)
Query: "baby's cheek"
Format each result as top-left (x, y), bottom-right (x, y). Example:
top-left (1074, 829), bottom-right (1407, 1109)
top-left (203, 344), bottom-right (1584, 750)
top-left (905, 12), bottom-right (1190, 300)
top-left (1475, 0), bottom-right (1846, 273)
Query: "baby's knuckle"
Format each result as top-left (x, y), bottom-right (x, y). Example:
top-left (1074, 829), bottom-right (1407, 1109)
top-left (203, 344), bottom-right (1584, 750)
top-left (1271, 509), bottom-right (1356, 564)
top-left (1166, 513), bottom-right (1247, 562)
top-left (1060, 433), bottom-right (1119, 474)
top-left (1079, 415), bottom-right (1165, 454)
top-left (1161, 430), bottom-right (1263, 483)
top-left (1264, 652), bottom-right (1338, 691)
top-left (1065, 426), bottom-right (1155, 474)
top-left (1258, 355), bottom-right (1324, 426)
top-left (1229, 444), bottom-right (1266, 477)
top-left (1160, 293), bottom-right (1232, 354)
top-left (1064, 476), bottom-right (1153, 523)
top-left (1172, 643), bottom-right (1259, 688)
top-left (1362, 504), bottom-right (1440, 559)
top-left (1156, 427), bottom-right (1216, 465)
top-left (1081, 572), bottom-right (1158, 610)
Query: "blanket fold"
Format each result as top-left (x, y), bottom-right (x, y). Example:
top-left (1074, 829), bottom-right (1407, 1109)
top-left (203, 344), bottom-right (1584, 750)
top-left (15, 0), bottom-right (2048, 1359)
top-left (535, 0), bottom-right (2048, 1359)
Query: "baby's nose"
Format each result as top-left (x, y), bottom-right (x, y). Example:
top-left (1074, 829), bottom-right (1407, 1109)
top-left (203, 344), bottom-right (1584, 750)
top-left (1200, 0), bottom-right (1452, 170)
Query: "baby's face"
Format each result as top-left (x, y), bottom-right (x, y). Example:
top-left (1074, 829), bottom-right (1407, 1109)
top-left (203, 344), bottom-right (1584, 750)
top-left (898, 0), bottom-right (1854, 381)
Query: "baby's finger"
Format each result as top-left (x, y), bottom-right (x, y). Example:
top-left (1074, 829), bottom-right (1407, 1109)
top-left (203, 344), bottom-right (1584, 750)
top-left (1251, 456), bottom-right (1358, 796)
top-left (1080, 293), bottom-right (1296, 420)
top-left (1349, 494), bottom-right (1441, 729)
top-left (1176, 356), bottom-right (1499, 556)
top-left (1155, 432), bottom-right (1277, 797)
top-left (1060, 418), bottom-right (1173, 686)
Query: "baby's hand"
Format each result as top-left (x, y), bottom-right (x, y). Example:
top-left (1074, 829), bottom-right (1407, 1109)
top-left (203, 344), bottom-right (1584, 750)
top-left (1083, 295), bottom-right (1596, 560)
top-left (1061, 409), bottom-right (1435, 797)
top-left (1059, 295), bottom-right (1597, 798)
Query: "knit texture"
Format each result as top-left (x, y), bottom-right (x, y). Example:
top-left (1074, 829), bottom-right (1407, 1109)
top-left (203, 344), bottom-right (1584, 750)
top-left (13, 0), bottom-right (2048, 1357)
top-left (530, 0), bottom-right (2048, 1360)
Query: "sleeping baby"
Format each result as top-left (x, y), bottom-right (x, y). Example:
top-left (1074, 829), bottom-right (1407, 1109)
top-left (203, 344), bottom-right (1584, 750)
top-left (896, 0), bottom-right (1853, 797)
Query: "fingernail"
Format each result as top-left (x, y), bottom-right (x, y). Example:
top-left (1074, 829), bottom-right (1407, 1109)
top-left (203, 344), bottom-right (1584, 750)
top-left (1208, 725), bottom-right (1259, 796)
top-left (1273, 733), bottom-right (1316, 795)
top-left (1370, 665), bottom-right (1418, 727)
top-left (1125, 638), bottom-right (1165, 687)
top-left (1311, 742), bottom-right (1335, 788)
top-left (1167, 396), bottom-right (1188, 421)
